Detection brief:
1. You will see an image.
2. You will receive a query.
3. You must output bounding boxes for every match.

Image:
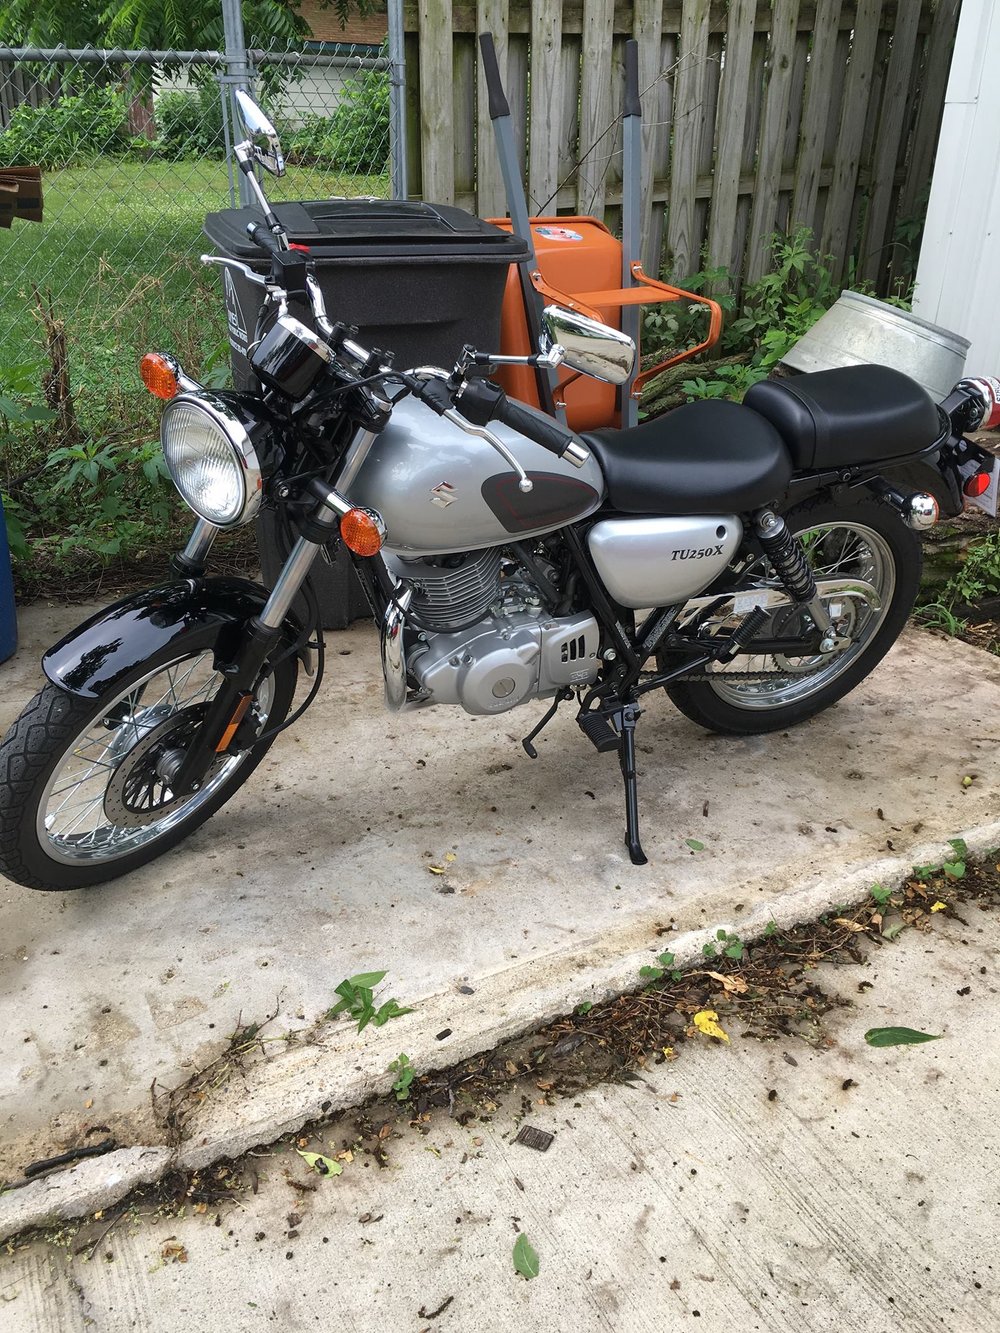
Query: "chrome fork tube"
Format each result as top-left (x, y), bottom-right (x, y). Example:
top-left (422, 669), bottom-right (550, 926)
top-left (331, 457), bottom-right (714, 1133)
top-left (257, 483), bottom-right (352, 630)
top-left (175, 517), bottom-right (220, 574)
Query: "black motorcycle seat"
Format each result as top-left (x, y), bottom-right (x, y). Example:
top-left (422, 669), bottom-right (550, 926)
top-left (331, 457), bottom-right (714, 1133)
top-left (582, 399), bottom-right (793, 515)
top-left (743, 363), bottom-right (943, 471)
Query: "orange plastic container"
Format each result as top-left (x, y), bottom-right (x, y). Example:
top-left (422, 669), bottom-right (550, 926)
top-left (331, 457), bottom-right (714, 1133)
top-left (487, 215), bottom-right (723, 431)
top-left (489, 217), bottom-right (621, 431)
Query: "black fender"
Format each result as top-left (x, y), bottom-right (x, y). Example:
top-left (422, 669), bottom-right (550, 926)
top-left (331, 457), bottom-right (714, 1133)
top-left (42, 577), bottom-right (304, 701)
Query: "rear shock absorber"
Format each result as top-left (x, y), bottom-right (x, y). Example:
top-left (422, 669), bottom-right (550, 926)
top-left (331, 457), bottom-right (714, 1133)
top-left (753, 509), bottom-right (838, 652)
top-left (754, 509), bottom-right (817, 602)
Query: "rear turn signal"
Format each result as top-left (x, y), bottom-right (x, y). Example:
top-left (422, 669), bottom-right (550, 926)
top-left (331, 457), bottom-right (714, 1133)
top-left (340, 507), bottom-right (386, 557)
top-left (964, 469), bottom-right (992, 499)
top-left (140, 353), bottom-right (179, 400)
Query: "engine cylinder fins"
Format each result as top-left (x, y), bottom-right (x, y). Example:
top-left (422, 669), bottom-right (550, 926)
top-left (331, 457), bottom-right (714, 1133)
top-left (391, 547), bottom-right (503, 631)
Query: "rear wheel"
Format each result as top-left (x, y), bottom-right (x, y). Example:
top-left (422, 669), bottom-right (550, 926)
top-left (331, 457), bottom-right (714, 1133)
top-left (0, 649), bottom-right (297, 890)
top-left (662, 498), bottom-right (920, 735)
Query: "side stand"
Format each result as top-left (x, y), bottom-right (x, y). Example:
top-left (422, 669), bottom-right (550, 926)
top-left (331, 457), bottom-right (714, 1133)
top-left (615, 702), bottom-right (647, 865)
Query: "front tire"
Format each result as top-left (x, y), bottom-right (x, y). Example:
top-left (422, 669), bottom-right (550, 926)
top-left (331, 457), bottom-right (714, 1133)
top-left (0, 649), bottom-right (297, 890)
top-left (663, 498), bottom-right (920, 736)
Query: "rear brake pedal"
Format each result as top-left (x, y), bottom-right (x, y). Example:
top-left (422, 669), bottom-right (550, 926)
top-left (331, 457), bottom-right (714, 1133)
top-left (577, 708), bottom-right (620, 753)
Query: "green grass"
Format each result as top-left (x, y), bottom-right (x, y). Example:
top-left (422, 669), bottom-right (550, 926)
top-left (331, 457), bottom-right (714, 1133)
top-left (0, 159), bottom-right (389, 433)
top-left (0, 158), bottom-right (388, 596)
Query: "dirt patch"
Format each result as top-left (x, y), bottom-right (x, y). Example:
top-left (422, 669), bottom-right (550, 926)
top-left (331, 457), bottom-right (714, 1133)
top-left (9, 846), bottom-right (998, 1259)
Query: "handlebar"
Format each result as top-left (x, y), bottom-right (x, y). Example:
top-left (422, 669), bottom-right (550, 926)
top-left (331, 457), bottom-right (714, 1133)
top-left (449, 376), bottom-right (589, 466)
top-left (247, 221), bottom-right (283, 256)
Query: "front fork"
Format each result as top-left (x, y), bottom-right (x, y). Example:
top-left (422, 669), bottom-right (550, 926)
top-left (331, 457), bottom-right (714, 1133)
top-left (167, 482), bottom-right (353, 795)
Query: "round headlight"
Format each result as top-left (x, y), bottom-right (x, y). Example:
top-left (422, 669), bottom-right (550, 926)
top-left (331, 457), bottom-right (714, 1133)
top-left (160, 394), bottom-right (262, 528)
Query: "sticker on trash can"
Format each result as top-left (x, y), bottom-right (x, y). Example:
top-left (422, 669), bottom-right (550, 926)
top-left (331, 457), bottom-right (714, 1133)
top-left (225, 268), bottom-right (248, 348)
top-left (535, 226), bottom-right (583, 242)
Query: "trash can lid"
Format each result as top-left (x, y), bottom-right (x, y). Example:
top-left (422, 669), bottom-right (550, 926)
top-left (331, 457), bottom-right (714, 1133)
top-left (204, 199), bottom-right (530, 263)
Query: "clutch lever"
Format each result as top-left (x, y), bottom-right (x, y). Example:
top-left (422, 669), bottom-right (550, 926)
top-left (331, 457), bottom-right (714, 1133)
top-left (199, 254), bottom-right (288, 308)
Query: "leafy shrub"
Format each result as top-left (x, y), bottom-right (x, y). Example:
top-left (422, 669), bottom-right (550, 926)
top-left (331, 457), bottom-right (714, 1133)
top-left (0, 84), bottom-right (131, 168)
top-left (154, 87), bottom-right (226, 160)
top-left (284, 69), bottom-right (389, 174)
top-left (643, 229), bottom-right (844, 406)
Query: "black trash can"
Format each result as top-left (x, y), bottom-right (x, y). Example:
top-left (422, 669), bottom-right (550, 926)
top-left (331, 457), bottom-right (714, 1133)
top-left (203, 199), bottom-right (529, 628)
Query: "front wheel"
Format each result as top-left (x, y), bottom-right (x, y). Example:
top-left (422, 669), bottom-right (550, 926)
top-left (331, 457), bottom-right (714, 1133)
top-left (662, 498), bottom-right (921, 736)
top-left (0, 649), bottom-right (297, 890)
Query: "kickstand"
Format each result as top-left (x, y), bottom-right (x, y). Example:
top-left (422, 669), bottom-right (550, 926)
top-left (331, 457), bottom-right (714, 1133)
top-left (522, 688), bottom-right (573, 758)
top-left (615, 702), bottom-right (648, 866)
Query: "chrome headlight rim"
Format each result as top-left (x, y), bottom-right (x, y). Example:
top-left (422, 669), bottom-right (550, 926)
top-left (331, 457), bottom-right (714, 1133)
top-left (161, 392), bottom-right (263, 529)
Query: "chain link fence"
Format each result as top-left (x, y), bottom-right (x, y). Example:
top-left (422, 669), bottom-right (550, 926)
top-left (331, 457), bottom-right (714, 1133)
top-left (0, 39), bottom-right (399, 433)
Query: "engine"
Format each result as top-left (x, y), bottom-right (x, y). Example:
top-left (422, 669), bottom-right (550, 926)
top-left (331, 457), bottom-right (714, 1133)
top-left (387, 549), bottom-right (601, 715)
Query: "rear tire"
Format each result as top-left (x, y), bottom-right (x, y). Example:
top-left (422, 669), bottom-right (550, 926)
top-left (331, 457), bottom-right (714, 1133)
top-left (662, 498), bottom-right (920, 736)
top-left (0, 651), bottom-right (297, 890)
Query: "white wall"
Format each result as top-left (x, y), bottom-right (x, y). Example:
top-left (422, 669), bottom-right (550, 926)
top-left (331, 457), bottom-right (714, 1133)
top-left (913, 0), bottom-right (1000, 376)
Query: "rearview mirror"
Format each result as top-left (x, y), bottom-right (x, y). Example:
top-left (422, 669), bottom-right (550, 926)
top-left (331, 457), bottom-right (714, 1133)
top-left (234, 90), bottom-right (285, 177)
top-left (540, 306), bottom-right (636, 385)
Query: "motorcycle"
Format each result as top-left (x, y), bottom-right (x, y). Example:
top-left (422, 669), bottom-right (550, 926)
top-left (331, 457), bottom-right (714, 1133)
top-left (0, 93), bottom-right (997, 890)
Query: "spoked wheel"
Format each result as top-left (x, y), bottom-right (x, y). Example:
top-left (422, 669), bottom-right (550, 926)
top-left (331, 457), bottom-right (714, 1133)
top-left (662, 499), bottom-right (921, 736)
top-left (0, 649), bottom-right (297, 890)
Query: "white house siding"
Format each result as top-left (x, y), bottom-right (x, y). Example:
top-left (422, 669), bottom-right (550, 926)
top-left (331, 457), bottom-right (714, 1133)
top-left (913, 0), bottom-right (1000, 376)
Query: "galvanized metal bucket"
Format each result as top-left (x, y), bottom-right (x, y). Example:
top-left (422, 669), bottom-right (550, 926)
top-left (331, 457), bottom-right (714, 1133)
top-left (781, 290), bottom-right (970, 400)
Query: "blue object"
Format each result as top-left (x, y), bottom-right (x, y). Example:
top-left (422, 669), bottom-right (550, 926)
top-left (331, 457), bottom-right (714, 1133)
top-left (0, 492), bottom-right (18, 665)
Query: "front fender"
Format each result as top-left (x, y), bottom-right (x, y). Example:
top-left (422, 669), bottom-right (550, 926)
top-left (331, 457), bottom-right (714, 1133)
top-left (42, 577), bottom-right (300, 700)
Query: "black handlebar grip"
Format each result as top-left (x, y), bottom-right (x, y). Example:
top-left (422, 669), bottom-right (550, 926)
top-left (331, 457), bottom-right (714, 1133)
top-left (479, 34), bottom-right (511, 121)
top-left (624, 40), bottom-right (641, 120)
top-left (494, 395), bottom-right (584, 461)
top-left (247, 221), bottom-right (281, 256)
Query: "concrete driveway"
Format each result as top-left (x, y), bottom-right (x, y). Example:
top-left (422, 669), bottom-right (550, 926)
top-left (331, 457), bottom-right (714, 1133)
top-left (1, 599), bottom-right (999, 1186)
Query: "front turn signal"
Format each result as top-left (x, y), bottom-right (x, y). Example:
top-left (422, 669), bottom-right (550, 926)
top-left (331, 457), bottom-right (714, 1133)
top-left (140, 352), bottom-right (179, 400)
top-left (340, 507), bottom-right (386, 557)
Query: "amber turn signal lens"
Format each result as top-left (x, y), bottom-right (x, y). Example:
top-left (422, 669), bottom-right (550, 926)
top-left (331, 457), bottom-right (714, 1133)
top-left (340, 507), bottom-right (386, 557)
top-left (140, 353), bottom-right (179, 400)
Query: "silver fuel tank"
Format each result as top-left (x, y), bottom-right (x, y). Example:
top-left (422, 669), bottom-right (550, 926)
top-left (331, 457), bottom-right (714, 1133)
top-left (346, 393), bottom-right (606, 555)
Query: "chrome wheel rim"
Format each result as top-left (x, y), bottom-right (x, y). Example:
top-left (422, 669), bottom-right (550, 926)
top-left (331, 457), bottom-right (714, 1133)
top-left (37, 653), bottom-right (275, 865)
top-left (707, 520), bottom-right (896, 710)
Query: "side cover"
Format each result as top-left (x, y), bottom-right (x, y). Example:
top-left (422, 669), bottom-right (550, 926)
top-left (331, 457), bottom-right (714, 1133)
top-left (42, 578), bottom-right (295, 700)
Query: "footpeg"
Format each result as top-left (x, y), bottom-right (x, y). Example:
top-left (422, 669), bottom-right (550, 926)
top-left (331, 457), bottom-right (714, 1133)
top-left (719, 605), bottom-right (769, 662)
top-left (577, 707), bottom-right (620, 753)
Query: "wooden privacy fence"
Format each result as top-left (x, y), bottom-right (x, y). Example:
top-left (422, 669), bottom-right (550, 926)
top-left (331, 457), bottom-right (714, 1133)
top-left (403, 0), bottom-right (960, 295)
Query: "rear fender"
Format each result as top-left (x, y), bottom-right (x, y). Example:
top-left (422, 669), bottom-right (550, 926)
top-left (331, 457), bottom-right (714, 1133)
top-left (42, 577), bottom-right (304, 701)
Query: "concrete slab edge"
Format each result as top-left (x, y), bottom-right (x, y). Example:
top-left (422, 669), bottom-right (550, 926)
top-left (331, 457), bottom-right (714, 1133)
top-left (4, 818), bottom-right (998, 1244)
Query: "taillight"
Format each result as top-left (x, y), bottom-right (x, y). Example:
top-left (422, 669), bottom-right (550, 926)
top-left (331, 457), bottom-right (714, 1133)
top-left (964, 469), bottom-right (992, 498)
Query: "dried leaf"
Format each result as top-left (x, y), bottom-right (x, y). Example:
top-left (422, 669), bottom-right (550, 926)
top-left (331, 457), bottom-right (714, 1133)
top-left (296, 1149), bottom-right (343, 1177)
top-left (160, 1242), bottom-right (188, 1264)
top-left (444, 852), bottom-right (457, 863)
top-left (693, 1009), bottom-right (730, 1043)
top-left (705, 971), bottom-right (748, 994)
top-left (930, 901), bottom-right (948, 913)
top-left (428, 866), bottom-right (445, 875)
top-left (832, 918), bottom-right (866, 932)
